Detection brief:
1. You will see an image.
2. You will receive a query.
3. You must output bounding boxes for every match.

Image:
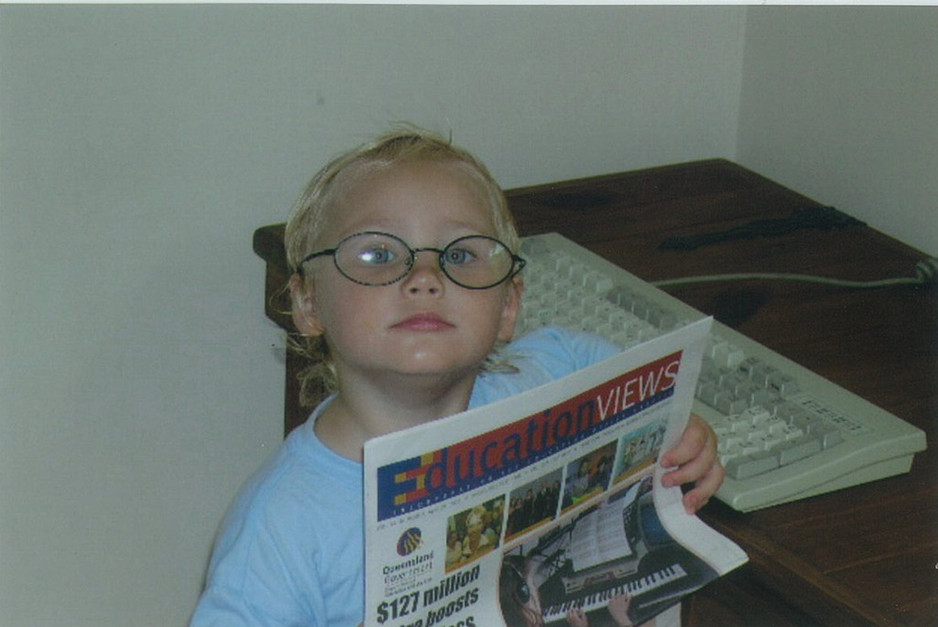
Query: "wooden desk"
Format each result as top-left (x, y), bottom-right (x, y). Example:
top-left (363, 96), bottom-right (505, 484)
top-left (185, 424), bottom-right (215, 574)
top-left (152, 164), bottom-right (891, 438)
top-left (253, 159), bottom-right (937, 626)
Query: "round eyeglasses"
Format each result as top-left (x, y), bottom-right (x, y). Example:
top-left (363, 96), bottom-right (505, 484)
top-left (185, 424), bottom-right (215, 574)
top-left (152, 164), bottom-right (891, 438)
top-left (299, 231), bottom-right (526, 289)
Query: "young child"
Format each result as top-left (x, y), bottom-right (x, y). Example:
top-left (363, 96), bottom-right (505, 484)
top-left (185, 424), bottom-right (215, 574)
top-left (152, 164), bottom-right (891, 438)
top-left (191, 128), bottom-right (723, 626)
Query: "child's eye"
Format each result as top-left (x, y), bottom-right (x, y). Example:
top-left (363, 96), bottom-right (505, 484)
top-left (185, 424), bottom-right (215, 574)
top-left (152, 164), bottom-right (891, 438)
top-left (358, 246), bottom-right (398, 265)
top-left (443, 247), bottom-right (477, 266)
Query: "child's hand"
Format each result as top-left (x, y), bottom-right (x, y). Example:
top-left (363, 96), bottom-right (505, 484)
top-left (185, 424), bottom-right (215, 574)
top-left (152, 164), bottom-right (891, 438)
top-left (566, 608), bottom-right (590, 627)
top-left (607, 594), bottom-right (634, 626)
top-left (659, 413), bottom-right (724, 514)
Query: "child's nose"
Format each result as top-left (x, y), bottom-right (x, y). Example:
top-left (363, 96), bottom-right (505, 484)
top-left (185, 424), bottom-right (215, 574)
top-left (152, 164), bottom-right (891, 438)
top-left (403, 251), bottom-right (445, 293)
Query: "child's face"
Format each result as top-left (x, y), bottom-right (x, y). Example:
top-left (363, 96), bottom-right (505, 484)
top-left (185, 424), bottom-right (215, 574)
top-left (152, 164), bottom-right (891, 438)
top-left (295, 160), bottom-right (521, 387)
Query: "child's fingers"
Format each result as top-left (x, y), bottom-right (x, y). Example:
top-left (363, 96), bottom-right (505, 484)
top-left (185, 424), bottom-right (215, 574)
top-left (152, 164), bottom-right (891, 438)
top-left (658, 413), bottom-right (724, 513)
top-left (681, 461), bottom-right (725, 514)
top-left (607, 594), bottom-right (633, 625)
top-left (659, 414), bottom-right (712, 469)
top-left (660, 415), bottom-right (715, 476)
top-left (660, 439), bottom-right (717, 489)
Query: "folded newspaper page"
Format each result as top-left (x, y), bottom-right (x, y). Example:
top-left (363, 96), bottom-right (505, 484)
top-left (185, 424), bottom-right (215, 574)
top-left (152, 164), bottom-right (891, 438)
top-left (364, 318), bottom-right (747, 627)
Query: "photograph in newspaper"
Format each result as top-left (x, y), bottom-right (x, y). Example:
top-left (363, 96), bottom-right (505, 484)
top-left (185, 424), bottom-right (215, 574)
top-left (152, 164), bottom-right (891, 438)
top-left (499, 476), bottom-right (715, 626)
top-left (364, 319), bottom-right (747, 627)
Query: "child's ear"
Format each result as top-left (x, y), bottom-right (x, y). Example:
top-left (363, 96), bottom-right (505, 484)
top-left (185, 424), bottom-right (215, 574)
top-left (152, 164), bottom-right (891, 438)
top-left (497, 276), bottom-right (524, 342)
top-left (289, 274), bottom-right (325, 337)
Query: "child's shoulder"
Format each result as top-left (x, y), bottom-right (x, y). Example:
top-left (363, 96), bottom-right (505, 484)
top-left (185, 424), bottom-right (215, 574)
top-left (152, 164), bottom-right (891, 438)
top-left (471, 327), bottom-right (619, 408)
top-left (197, 419), bottom-right (365, 626)
top-left (505, 326), bottom-right (620, 370)
top-left (224, 418), bottom-right (362, 531)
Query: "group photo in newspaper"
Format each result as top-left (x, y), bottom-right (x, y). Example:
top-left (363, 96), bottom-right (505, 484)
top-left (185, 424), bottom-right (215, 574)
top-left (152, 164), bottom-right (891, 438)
top-left (364, 319), bottom-right (747, 627)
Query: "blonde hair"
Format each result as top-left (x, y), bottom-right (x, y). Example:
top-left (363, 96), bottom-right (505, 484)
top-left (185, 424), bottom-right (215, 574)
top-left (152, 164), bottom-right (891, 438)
top-left (284, 126), bottom-right (522, 407)
top-left (286, 126), bottom-right (519, 274)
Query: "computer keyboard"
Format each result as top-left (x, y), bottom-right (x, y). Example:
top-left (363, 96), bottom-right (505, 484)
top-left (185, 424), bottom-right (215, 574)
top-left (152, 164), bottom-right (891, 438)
top-left (516, 232), bottom-right (927, 512)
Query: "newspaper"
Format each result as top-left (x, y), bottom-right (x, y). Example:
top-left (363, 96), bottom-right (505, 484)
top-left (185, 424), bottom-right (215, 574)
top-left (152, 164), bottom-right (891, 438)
top-left (363, 318), bottom-right (747, 627)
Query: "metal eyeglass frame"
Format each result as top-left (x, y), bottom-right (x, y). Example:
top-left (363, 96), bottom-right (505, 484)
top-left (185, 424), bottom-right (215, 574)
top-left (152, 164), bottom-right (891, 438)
top-left (298, 230), bottom-right (526, 290)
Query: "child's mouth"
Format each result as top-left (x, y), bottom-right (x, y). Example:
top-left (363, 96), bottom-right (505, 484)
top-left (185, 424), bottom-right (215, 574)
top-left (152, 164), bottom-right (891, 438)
top-left (392, 313), bottom-right (455, 331)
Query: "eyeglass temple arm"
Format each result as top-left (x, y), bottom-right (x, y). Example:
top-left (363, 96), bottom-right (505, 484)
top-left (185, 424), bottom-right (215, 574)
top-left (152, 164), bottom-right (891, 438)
top-left (296, 249), bottom-right (337, 275)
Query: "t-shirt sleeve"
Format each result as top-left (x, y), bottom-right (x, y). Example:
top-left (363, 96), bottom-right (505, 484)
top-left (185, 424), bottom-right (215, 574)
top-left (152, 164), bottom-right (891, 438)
top-left (471, 327), bottom-right (621, 407)
top-left (191, 513), bottom-right (322, 627)
top-left (191, 584), bottom-right (298, 627)
top-left (191, 424), bottom-right (363, 627)
top-left (509, 326), bottom-right (621, 374)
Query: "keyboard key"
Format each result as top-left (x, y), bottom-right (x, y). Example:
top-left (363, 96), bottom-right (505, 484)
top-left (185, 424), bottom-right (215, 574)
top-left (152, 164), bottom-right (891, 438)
top-left (769, 373), bottom-right (800, 397)
top-left (737, 357), bottom-right (761, 378)
top-left (726, 451), bottom-right (780, 480)
top-left (814, 427), bottom-right (845, 449)
top-left (778, 437), bottom-right (822, 465)
top-left (765, 418), bottom-right (788, 436)
top-left (717, 394), bottom-right (749, 415)
top-left (780, 424), bottom-right (805, 441)
top-left (741, 406), bottom-right (772, 425)
top-left (711, 341), bottom-right (746, 369)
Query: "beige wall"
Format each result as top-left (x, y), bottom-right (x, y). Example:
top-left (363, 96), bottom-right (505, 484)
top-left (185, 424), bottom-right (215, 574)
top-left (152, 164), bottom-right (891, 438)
top-left (738, 6), bottom-right (938, 253)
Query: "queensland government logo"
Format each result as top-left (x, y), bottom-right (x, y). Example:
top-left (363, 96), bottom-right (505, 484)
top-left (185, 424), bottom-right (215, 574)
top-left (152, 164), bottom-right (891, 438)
top-left (396, 527), bottom-right (423, 556)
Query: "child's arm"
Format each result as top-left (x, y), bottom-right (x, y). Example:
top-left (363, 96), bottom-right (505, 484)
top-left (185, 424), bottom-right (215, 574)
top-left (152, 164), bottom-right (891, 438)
top-left (658, 414), bottom-right (724, 514)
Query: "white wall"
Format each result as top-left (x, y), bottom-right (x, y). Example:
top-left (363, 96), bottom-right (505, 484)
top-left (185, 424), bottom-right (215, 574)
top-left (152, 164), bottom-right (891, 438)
top-left (737, 6), bottom-right (938, 254)
top-left (0, 6), bottom-right (746, 626)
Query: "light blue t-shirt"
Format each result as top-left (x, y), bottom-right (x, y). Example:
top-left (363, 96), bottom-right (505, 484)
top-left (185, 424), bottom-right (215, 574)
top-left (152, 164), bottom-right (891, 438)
top-left (191, 327), bottom-right (617, 626)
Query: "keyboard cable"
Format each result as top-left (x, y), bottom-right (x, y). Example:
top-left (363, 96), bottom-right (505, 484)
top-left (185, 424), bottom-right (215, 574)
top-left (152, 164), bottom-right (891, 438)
top-left (651, 257), bottom-right (938, 290)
